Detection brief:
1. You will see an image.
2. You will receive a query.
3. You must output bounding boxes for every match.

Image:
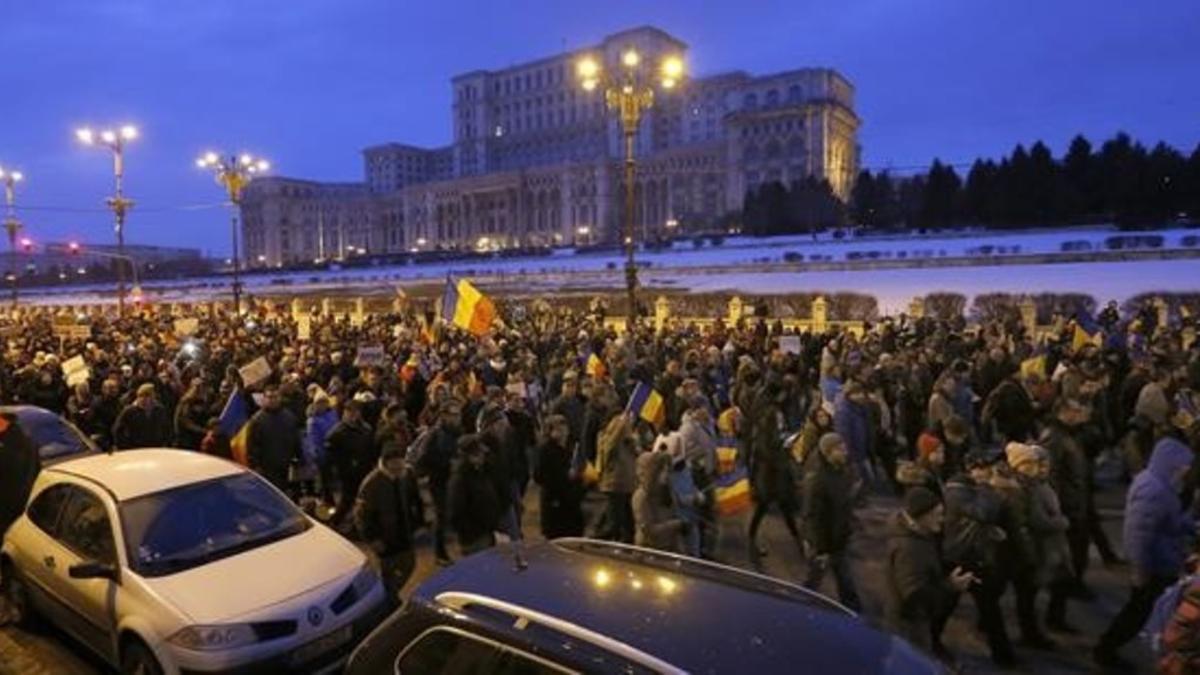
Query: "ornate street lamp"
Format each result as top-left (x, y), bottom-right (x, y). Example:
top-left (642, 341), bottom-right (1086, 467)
top-left (0, 166), bottom-right (25, 309)
top-left (577, 49), bottom-right (684, 326)
top-left (77, 124), bottom-right (138, 315)
top-left (196, 151), bottom-right (270, 314)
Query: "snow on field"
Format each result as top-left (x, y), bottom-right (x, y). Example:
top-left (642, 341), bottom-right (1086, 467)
top-left (663, 259), bottom-right (1200, 314)
top-left (20, 226), bottom-right (1200, 308)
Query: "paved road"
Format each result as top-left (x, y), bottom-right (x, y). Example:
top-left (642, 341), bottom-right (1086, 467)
top-left (1, 482), bottom-right (1153, 674)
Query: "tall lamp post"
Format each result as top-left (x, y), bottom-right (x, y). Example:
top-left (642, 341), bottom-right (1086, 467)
top-left (196, 151), bottom-right (269, 315)
top-left (77, 125), bottom-right (138, 315)
top-left (576, 49), bottom-right (684, 327)
top-left (0, 166), bottom-right (24, 309)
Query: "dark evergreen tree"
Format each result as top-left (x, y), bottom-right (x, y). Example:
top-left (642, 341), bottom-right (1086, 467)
top-left (918, 159), bottom-right (962, 228)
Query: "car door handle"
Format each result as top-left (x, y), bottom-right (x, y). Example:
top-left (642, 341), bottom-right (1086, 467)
top-left (43, 555), bottom-right (56, 569)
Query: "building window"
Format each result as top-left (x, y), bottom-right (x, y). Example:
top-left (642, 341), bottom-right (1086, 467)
top-left (743, 93), bottom-right (758, 109)
top-left (788, 85), bottom-right (802, 102)
top-left (766, 89), bottom-right (779, 107)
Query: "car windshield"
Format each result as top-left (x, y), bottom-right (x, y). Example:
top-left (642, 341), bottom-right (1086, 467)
top-left (21, 412), bottom-right (97, 461)
top-left (120, 473), bottom-right (311, 577)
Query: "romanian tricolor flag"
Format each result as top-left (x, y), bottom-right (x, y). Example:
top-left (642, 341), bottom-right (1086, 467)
top-left (716, 437), bottom-right (739, 475)
top-left (442, 277), bottom-right (495, 337)
top-left (627, 382), bottom-right (666, 428)
top-left (218, 390), bottom-right (251, 466)
top-left (1072, 312), bottom-right (1103, 352)
top-left (585, 352), bottom-right (607, 379)
top-left (714, 465), bottom-right (752, 516)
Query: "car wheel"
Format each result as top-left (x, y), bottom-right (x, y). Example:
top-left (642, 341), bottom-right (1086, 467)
top-left (121, 641), bottom-right (163, 675)
top-left (0, 560), bottom-right (35, 628)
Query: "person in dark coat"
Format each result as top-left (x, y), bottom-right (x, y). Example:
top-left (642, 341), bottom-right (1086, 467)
top-left (479, 406), bottom-right (522, 541)
top-left (353, 444), bottom-right (415, 607)
top-left (0, 414), bottom-right (39, 540)
top-left (1039, 397), bottom-right (1093, 611)
top-left (173, 382), bottom-right (210, 451)
top-left (448, 435), bottom-right (500, 556)
top-left (324, 399), bottom-right (375, 529)
top-left (1095, 435), bottom-right (1196, 669)
top-left (802, 432), bottom-right (861, 611)
top-left (981, 373), bottom-right (1037, 443)
top-left (91, 378), bottom-right (123, 450)
top-left (548, 370), bottom-right (585, 456)
top-left (940, 450), bottom-right (1015, 666)
top-left (0, 414), bottom-right (40, 625)
top-left (747, 379), bottom-right (803, 561)
top-left (885, 487), bottom-right (977, 659)
top-left (112, 383), bottom-right (173, 450)
top-left (414, 400), bottom-right (462, 565)
top-left (534, 415), bottom-right (584, 538)
top-left (245, 385), bottom-right (302, 493)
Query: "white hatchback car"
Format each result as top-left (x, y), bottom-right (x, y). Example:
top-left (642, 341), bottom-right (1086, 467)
top-left (1, 449), bottom-right (387, 674)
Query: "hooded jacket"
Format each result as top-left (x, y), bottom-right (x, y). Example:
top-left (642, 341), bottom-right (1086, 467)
top-left (632, 451), bottom-right (680, 551)
top-left (1125, 437), bottom-right (1196, 578)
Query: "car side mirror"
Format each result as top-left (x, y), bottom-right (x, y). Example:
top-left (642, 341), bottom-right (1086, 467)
top-left (69, 561), bottom-right (118, 582)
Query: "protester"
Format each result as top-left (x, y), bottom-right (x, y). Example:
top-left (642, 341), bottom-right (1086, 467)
top-left (884, 486), bottom-right (977, 659)
top-left (354, 444), bottom-right (416, 605)
top-left (802, 432), bottom-right (862, 610)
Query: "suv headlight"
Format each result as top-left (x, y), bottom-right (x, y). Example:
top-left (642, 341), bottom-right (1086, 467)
top-left (169, 624), bottom-right (257, 651)
top-left (351, 561), bottom-right (381, 598)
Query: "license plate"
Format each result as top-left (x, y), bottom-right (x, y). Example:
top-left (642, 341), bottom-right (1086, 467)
top-left (290, 625), bottom-right (353, 666)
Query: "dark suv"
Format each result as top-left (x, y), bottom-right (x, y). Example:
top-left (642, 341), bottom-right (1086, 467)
top-left (345, 538), bottom-right (941, 674)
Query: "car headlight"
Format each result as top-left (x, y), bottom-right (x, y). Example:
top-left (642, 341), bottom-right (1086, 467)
top-left (169, 624), bottom-right (257, 651)
top-left (351, 561), bottom-right (381, 598)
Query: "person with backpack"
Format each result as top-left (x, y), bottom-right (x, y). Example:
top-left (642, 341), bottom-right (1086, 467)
top-left (1095, 434), bottom-right (1196, 669)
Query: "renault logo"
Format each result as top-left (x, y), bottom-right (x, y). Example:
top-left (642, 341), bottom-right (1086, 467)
top-left (307, 606), bottom-right (324, 627)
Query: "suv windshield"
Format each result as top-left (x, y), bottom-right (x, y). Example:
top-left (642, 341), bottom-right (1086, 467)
top-left (120, 473), bottom-right (310, 577)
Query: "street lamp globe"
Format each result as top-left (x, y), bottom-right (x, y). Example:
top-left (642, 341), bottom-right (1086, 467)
top-left (100, 130), bottom-right (117, 144)
top-left (622, 49), bottom-right (640, 68)
top-left (120, 125), bottom-right (139, 140)
top-left (76, 128), bottom-right (95, 145)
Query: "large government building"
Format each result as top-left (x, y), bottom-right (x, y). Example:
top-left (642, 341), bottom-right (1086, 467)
top-left (240, 26), bottom-right (860, 267)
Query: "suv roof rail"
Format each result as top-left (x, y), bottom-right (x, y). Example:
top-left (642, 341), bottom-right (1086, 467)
top-left (551, 538), bottom-right (855, 616)
top-left (434, 591), bottom-right (687, 675)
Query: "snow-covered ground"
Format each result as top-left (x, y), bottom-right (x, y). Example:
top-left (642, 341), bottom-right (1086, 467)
top-left (648, 259), bottom-right (1200, 315)
top-left (22, 225), bottom-right (1200, 309)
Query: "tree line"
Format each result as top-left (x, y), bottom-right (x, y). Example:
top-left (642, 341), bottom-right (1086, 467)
top-left (740, 133), bottom-right (1200, 234)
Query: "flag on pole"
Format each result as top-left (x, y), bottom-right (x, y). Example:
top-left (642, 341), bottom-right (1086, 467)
top-left (585, 352), bottom-right (607, 379)
top-left (218, 390), bottom-right (252, 466)
top-left (442, 277), bottom-right (495, 336)
top-left (626, 381), bottom-right (666, 428)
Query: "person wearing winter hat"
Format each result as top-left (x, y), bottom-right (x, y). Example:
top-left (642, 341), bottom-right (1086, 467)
top-left (896, 432), bottom-right (946, 498)
top-left (885, 486), bottom-right (978, 659)
top-left (802, 432), bottom-right (861, 610)
top-left (942, 445), bottom-right (1016, 666)
top-left (1095, 432), bottom-right (1197, 668)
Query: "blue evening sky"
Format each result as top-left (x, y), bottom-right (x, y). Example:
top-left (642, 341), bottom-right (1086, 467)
top-left (2, 0), bottom-right (1197, 254)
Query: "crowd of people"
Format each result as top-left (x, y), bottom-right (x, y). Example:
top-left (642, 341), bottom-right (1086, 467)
top-left (1, 294), bottom-right (1199, 671)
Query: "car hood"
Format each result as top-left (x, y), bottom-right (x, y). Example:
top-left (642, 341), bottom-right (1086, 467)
top-left (142, 522), bottom-right (364, 624)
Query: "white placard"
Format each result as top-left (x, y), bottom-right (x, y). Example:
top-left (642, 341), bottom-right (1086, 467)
top-left (354, 345), bottom-right (387, 367)
top-left (238, 356), bottom-right (272, 388)
top-left (173, 318), bottom-right (199, 337)
top-left (779, 335), bottom-right (801, 355)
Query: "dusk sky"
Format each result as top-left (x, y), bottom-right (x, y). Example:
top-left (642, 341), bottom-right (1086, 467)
top-left (3, 0), bottom-right (1197, 255)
